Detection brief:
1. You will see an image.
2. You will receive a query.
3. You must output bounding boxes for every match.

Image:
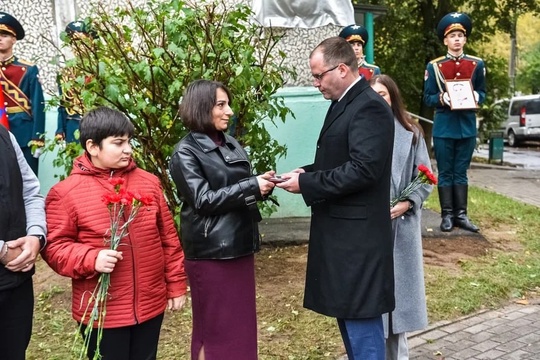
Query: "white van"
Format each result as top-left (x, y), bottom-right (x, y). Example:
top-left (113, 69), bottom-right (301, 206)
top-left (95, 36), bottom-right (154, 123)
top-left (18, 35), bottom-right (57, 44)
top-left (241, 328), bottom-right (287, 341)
top-left (500, 94), bottom-right (540, 147)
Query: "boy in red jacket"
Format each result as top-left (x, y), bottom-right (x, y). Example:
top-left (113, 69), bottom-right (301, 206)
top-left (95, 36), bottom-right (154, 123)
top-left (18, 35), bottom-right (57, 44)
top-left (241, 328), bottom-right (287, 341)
top-left (42, 106), bottom-right (187, 360)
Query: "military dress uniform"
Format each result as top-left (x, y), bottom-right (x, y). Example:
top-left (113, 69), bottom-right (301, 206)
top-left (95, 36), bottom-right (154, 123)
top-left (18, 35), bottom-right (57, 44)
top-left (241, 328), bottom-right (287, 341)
top-left (358, 61), bottom-right (381, 81)
top-left (55, 20), bottom-right (93, 143)
top-left (423, 12), bottom-right (486, 233)
top-left (424, 53), bottom-right (486, 141)
top-left (56, 69), bottom-right (85, 143)
top-left (339, 24), bottom-right (381, 81)
top-left (0, 12), bottom-right (45, 175)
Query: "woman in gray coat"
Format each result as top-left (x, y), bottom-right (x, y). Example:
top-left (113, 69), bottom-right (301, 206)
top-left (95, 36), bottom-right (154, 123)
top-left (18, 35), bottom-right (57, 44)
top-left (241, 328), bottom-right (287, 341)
top-left (370, 75), bottom-right (434, 360)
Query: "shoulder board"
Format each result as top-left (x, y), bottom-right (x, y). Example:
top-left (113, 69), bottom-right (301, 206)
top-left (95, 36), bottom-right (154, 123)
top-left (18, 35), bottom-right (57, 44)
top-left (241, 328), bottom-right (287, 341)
top-left (429, 56), bottom-right (446, 64)
top-left (465, 54), bottom-right (483, 61)
top-left (17, 58), bottom-right (35, 66)
top-left (363, 63), bottom-right (379, 69)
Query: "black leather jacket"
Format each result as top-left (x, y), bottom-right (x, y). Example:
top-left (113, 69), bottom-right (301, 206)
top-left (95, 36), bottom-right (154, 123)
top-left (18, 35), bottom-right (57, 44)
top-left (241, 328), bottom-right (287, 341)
top-left (169, 132), bottom-right (262, 260)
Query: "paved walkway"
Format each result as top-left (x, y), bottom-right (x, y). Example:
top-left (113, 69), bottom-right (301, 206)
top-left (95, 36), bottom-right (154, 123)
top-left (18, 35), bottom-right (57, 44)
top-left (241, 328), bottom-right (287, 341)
top-left (409, 301), bottom-right (540, 359)
top-left (468, 163), bottom-right (540, 208)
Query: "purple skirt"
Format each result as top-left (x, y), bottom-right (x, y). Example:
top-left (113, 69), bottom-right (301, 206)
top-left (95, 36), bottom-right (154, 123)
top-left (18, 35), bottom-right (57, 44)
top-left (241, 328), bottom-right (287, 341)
top-left (185, 254), bottom-right (257, 360)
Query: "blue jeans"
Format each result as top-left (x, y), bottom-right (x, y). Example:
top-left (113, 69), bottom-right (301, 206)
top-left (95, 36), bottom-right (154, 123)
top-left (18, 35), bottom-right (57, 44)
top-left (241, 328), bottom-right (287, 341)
top-left (337, 316), bottom-right (385, 360)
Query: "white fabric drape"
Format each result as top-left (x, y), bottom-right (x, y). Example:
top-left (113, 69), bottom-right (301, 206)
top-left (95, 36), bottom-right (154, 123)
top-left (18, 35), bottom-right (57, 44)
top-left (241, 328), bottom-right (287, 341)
top-left (251, 0), bottom-right (355, 28)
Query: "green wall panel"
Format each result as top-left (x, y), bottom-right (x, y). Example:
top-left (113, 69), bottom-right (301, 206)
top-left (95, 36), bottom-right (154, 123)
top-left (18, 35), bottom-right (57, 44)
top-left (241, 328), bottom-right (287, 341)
top-left (265, 86), bottom-right (329, 217)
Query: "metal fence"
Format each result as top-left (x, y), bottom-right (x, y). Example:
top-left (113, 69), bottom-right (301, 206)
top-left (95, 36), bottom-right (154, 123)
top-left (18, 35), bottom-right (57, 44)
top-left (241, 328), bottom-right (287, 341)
top-left (408, 111), bottom-right (433, 124)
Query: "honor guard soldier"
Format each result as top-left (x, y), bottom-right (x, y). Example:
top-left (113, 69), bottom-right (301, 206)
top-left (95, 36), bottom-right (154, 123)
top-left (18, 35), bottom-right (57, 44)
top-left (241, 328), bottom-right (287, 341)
top-left (423, 12), bottom-right (486, 233)
top-left (338, 24), bottom-right (381, 80)
top-left (0, 12), bottom-right (46, 175)
top-left (56, 20), bottom-right (94, 144)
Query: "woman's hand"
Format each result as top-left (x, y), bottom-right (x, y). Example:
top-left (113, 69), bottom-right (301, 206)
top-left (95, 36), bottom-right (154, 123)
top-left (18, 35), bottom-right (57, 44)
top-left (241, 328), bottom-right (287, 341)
top-left (257, 171), bottom-right (276, 196)
top-left (390, 201), bottom-right (411, 220)
top-left (94, 250), bottom-right (123, 273)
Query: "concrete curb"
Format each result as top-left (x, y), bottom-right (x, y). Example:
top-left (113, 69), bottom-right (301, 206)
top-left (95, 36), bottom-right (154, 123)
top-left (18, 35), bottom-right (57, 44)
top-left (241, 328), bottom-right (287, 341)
top-left (259, 208), bottom-right (485, 246)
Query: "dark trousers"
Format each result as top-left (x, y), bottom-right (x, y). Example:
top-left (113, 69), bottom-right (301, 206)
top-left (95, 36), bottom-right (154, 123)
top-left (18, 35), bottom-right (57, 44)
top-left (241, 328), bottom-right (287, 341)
top-left (337, 316), bottom-right (385, 360)
top-left (0, 278), bottom-right (34, 360)
top-left (80, 312), bottom-right (164, 360)
top-left (433, 137), bottom-right (476, 186)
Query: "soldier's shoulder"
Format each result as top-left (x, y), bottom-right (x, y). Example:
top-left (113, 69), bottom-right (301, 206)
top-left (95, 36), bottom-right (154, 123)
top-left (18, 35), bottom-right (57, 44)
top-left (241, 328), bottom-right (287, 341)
top-left (465, 54), bottom-right (484, 62)
top-left (363, 62), bottom-right (380, 70)
top-left (429, 56), bottom-right (446, 64)
top-left (16, 58), bottom-right (37, 67)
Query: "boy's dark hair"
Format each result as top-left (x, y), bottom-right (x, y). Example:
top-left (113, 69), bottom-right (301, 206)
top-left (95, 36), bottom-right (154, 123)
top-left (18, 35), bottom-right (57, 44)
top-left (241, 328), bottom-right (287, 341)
top-left (179, 79), bottom-right (232, 133)
top-left (79, 106), bottom-right (135, 151)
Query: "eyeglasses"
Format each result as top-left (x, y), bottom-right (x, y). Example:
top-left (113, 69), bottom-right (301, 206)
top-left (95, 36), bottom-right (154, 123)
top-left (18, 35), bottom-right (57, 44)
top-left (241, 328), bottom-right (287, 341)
top-left (312, 65), bottom-right (339, 81)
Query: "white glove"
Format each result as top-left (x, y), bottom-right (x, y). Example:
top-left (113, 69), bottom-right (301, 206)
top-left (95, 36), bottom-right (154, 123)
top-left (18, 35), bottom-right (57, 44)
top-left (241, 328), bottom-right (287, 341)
top-left (442, 92), bottom-right (451, 106)
top-left (32, 147), bottom-right (43, 158)
top-left (473, 91), bottom-right (479, 102)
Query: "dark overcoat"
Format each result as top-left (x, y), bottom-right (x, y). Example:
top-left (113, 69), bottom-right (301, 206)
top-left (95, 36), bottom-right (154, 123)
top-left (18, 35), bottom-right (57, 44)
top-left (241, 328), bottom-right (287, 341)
top-left (298, 78), bottom-right (395, 319)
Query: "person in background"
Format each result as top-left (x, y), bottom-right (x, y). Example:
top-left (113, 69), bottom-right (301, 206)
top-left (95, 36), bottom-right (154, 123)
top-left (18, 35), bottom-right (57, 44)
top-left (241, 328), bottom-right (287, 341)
top-left (42, 106), bottom-right (187, 360)
top-left (0, 124), bottom-right (47, 360)
top-left (0, 12), bottom-right (46, 175)
top-left (423, 12), bottom-right (486, 233)
top-left (338, 24), bottom-right (381, 80)
top-left (277, 37), bottom-right (395, 360)
top-left (55, 20), bottom-right (94, 144)
top-left (169, 79), bottom-right (275, 360)
top-left (370, 74), bottom-right (433, 360)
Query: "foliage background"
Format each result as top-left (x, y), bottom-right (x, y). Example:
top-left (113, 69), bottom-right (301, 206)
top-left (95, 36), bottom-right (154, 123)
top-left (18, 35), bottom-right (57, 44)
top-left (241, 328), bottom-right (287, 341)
top-left (355, 0), bottom-right (540, 141)
top-left (47, 0), bottom-right (540, 207)
top-left (51, 0), bottom-right (294, 216)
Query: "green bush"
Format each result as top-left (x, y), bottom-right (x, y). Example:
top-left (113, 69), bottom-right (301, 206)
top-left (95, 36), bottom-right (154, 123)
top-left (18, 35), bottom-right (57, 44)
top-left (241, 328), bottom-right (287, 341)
top-left (51, 0), bottom-right (295, 216)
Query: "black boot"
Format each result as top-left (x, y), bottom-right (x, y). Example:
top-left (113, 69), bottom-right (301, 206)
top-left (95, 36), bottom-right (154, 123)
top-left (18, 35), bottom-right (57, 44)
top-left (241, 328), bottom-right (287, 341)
top-left (438, 186), bottom-right (454, 232)
top-left (453, 184), bottom-right (479, 232)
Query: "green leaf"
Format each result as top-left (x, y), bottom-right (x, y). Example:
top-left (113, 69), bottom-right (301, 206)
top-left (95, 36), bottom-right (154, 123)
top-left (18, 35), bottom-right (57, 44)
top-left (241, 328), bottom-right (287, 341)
top-left (48, 0), bottom-right (296, 221)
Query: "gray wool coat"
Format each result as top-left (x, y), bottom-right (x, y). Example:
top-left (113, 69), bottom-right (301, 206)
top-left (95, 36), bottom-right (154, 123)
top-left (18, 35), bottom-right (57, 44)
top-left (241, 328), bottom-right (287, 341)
top-left (383, 119), bottom-right (433, 336)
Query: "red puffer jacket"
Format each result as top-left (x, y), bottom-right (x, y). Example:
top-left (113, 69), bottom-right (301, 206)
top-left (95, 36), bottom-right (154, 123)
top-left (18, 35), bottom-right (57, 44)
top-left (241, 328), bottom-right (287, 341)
top-left (42, 154), bottom-right (187, 328)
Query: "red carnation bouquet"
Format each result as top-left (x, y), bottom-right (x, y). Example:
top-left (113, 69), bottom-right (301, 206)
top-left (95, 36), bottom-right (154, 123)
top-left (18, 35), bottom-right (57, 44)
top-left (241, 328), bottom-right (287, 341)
top-left (390, 164), bottom-right (437, 208)
top-left (77, 177), bottom-right (152, 359)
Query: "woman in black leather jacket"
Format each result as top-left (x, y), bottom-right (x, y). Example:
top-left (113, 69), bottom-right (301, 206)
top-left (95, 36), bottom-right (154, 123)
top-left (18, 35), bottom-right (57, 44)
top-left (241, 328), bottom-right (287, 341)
top-left (169, 80), bottom-right (275, 360)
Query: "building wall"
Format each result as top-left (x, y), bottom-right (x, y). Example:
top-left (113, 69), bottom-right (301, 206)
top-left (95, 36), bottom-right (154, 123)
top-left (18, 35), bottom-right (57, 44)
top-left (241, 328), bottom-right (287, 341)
top-left (2, 0), bottom-right (59, 95)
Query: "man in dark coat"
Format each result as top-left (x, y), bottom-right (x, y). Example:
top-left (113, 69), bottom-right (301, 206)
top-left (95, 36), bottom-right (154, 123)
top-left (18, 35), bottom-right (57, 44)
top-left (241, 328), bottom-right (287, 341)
top-left (277, 37), bottom-right (395, 360)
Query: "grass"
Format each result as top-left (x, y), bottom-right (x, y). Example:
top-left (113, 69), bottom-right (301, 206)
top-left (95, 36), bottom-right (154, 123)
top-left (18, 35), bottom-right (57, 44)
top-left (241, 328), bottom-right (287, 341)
top-left (28, 186), bottom-right (540, 359)
top-left (30, 286), bottom-right (77, 359)
top-left (423, 187), bottom-right (540, 321)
